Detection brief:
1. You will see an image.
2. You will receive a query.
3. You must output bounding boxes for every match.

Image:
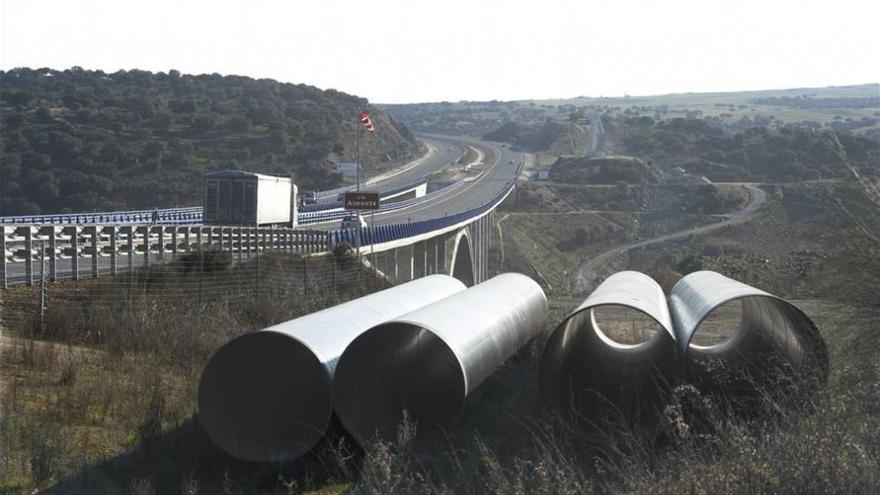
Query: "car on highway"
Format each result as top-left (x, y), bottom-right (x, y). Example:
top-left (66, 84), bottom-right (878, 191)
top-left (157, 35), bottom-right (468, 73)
top-left (341, 213), bottom-right (368, 231)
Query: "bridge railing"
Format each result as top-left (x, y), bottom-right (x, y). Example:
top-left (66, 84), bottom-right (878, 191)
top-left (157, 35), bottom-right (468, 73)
top-left (298, 181), bottom-right (463, 225)
top-left (300, 179), bottom-right (428, 213)
top-left (2, 181), bottom-right (513, 287)
top-left (329, 180), bottom-right (515, 249)
top-left (1, 225), bottom-right (327, 287)
top-left (0, 207), bottom-right (204, 226)
top-left (1, 179), bottom-right (435, 226)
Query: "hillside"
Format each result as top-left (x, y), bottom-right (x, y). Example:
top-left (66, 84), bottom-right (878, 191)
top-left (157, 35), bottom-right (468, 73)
top-left (0, 67), bottom-right (422, 215)
top-left (550, 155), bottom-right (656, 184)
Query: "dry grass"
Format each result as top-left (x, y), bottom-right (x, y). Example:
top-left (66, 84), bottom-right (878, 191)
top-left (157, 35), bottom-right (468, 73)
top-left (0, 250), bottom-right (386, 493)
top-left (3, 176), bottom-right (879, 492)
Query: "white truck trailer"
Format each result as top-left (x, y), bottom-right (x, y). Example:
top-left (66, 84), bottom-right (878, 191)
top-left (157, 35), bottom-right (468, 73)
top-left (204, 170), bottom-right (298, 227)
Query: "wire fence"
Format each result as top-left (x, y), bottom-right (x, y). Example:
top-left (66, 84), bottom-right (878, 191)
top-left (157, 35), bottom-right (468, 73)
top-left (0, 249), bottom-right (389, 365)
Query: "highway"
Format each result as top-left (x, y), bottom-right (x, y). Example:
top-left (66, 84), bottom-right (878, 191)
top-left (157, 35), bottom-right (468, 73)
top-left (310, 135), bottom-right (530, 229)
top-left (3, 135), bottom-right (533, 283)
top-left (308, 136), bottom-right (468, 205)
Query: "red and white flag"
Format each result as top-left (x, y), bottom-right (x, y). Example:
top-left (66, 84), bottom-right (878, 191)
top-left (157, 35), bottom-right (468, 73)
top-left (359, 111), bottom-right (375, 133)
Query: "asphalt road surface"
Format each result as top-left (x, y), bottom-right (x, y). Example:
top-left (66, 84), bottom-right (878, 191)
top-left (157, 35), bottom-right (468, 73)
top-left (310, 135), bottom-right (531, 228)
top-left (309, 136), bottom-right (467, 205)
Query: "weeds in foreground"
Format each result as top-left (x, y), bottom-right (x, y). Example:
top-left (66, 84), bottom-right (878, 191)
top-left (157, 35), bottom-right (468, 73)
top-left (1, 254), bottom-right (878, 493)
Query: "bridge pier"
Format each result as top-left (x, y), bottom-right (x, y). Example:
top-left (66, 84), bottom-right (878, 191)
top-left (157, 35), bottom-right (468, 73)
top-left (475, 217), bottom-right (482, 284)
top-left (413, 241), bottom-right (426, 279)
top-left (436, 236), bottom-right (446, 275)
top-left (400, 244), bottom-right (414, 281)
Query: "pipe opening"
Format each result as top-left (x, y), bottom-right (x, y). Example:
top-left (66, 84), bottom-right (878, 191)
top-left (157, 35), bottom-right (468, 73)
top-left (197, 331), bottom-right (332, 462)
top-left (334, 322), bottom-right (466, 446)
top-left (540, 305), bottom-right (678, 430)
top-left (684, 296), bottom-right (826, 413)
top-left (689, 299), bottom-right (742, 351)
top-left (591, 305), bottom-right (665, 349)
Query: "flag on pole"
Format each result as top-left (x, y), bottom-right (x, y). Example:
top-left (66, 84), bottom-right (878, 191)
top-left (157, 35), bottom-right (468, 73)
top-left (359, 111), bottom-right (375, 133)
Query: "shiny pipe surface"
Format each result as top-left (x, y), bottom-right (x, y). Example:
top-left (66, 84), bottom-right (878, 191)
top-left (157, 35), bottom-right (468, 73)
top-left (540, 271), bottom-right (679, 428)
top-left (668, 271), bottom-right (828, 403)
top-left (333, 273), bottom-right (547, 445)
top-left (197, 274), bottom-right (466, 462)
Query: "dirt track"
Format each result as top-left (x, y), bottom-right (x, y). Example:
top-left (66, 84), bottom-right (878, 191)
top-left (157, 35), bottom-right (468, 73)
top-left (573, 184), bottom-right (767, 293)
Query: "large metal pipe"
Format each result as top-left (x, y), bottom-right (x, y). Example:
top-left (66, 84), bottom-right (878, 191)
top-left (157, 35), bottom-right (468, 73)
top-left (540, 271), bottom-right (680, 429)
top-left (333, 273), bottom-right (548, 445)
top-left (197, 274), bottom-right (466, 462)
top-left (541, 270), bottom-right (828, 428)
top-left (668, 271), bottom-right (828, 406)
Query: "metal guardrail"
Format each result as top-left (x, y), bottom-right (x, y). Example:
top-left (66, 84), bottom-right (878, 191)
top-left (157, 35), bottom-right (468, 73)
top-left (1, 225), bottom-right (327, 287)
top-left (300, 179), bottom-right (428, 213)
top-left (1, 179), bottom-right (433, 226)
top-left (0, 207), bottom-right (204, 226)
top-left (329, 181), bottom-right (514, 249)
top-left (2, 180), bottom-right (514, 287)
top-left (299, 181), bottom-right (462, 225)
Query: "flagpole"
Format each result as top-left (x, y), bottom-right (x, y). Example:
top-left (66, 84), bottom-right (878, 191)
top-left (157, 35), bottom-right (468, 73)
top-left (355, 112), bottom-right (361, 263)
top-left (356, 112), bottom-right (361, 192)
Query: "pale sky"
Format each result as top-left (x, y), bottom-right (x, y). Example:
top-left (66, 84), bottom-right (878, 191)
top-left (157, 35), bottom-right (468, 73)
top-left (2, 0), bottom-right (878, 103)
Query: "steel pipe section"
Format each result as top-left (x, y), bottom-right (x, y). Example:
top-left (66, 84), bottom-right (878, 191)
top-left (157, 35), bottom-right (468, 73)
top-left (540, 271), bottom-right (680, 429)
top-left (197, 274), bottom-right (466, 462)
top-left (668, 271), bottom-right (828, 406)
top-left (334, 273), bottom-right (547, 445)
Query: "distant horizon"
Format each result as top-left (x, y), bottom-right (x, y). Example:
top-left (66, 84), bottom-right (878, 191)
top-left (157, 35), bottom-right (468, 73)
top-left (3, 0), bottom-right (879, 104)
top-left (4, 65), bottom-right (877, 106)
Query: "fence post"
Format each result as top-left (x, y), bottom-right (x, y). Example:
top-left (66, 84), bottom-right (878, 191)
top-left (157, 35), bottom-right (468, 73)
top-left (0, 226), bottom-right (6, 289)
top-left (171, 226), bottom-right (179, 259)
top-left (89, 226), bottom-right (99, 278)
top-left (157, 225), bottom-right (165, 261)
top-left (256, 245), bottom-right (261, 304)
top-left (39, 240), bottom-right (47, 335)
top-left (198, 237), bottom-right (204, 308)
top-left (109, 226), bottom-right (118, 275)
top-left (237, 228), bottom-right (243, 263)
top-left (143, 226), bottom-right (150, 268)
top-left (24, 226), bottom-right (34, 286)
top-left (48, 227), bottom-right (57, 282)
top-left (71, 227), bottom-right (80, 280)
top-left (127, 226), bottom-right (134, 272)
top-left (39, 240), bottom-right (47, 334)
top-left (302, 256), bottom-right (307, 296)
top-left (129, 227), bottom-right (135, 311)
